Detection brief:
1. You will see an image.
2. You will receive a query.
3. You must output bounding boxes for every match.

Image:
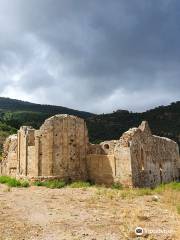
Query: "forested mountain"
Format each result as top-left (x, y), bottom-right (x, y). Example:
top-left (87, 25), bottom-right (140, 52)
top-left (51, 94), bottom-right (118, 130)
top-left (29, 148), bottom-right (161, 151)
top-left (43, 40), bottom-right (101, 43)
top-left (0, 97), bottom-right (179, 155)
top-left (0, 97), bottom-right (93, 118)
top-left (0, 97), bottom-right (93, 154)
top-left (87, 102), bottom-right (180, 147)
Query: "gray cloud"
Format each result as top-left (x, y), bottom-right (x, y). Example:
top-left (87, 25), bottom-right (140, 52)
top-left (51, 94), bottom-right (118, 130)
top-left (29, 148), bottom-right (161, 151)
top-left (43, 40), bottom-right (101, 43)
top-left (0, 0), bottom-right (179, 113)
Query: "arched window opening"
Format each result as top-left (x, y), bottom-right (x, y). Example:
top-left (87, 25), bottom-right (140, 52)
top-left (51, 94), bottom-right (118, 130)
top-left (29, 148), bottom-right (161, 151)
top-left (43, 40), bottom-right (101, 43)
top-left (104, 144), bottom-right (110, 150)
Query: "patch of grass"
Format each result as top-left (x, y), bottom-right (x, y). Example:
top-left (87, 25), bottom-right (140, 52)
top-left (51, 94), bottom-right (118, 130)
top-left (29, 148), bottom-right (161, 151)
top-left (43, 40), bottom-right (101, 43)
top-left (153, 182), bottom-right (180, 194)
top-left (33, 179), bottom-right (66, 189)
top-left (33, 180), bottom-right (92, 189)
top-left (33, 181), bottom-right (44, 186)
top-left (120, 191), bottom-right (129, 199)
top-left (111, 182), bottom-right (123, 190)
top-left (7, 178), bottom-right (21, 187)
top-left (0, 176), bottom-right (10, 184)
top-left (94, 186), bottom-right (154, 200)
top-left (122, 182), bottom-right (180, 199)
top-left (153, 184), bottom-right (166, 194)
top-left (165, 182), bottom-right (180, 191)
top-left (0, 176), bottom-right (29, 187)
top-left (68, 181), bottom-right (91, 188)
top-left (135, 188), bottom-right (153, 196)
top-left (94, 187), bottom-right (118, 200)
top-left (45, 180), bottom-right (66, 189)
top-left (20, 180), bottom-right (30, 188)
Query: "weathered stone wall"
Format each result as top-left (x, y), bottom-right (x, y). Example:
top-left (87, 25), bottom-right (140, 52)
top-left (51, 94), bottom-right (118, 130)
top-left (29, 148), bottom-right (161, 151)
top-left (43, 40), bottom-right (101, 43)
top-left (87, 122), bottom-right (180, 187)
top-left (86, 154), bottom-right (115, 185)
top-left (34, 114), bottom-right (89, 180)
top-left (87, 140), bottom-right (133, 186)
top-left (27, 146), bottom-right (35, 176)
top-left (114, 143), bottom-right (133, 187)
top-left (0, 115), bottom-right (179, 188)
top-left (0, 134), bottom-right (18, 176)
top-left (130, 121), bottom-right (180, 187)
top-left (87, 141), bottom-right (116, 185)
top-left (17, 126), bottom-right (36, 177)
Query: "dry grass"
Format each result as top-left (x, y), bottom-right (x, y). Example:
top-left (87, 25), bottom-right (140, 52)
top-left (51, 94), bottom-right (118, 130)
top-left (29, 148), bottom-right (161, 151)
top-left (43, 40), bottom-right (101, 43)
top-left (0, 176), bottom-right (29, 187)
top-left (87, 182), bottom-right (180, 216)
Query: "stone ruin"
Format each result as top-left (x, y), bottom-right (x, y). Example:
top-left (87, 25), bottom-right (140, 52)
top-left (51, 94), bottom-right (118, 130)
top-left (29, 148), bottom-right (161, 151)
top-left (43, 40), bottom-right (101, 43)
top-left (0, 114), bottom-right (180, 188)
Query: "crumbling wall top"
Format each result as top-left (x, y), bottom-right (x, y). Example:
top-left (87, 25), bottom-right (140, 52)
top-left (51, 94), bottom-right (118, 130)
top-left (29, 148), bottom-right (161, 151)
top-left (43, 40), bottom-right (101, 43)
top-left (2, 134), bottom-right (17, 161)
top-left (44, 114), bottom-right (82, 123)
top-left (40, 114), bottom-right (85, 130)
top-left (119, 127), bottom-right (140, 147)
top-left (138, 121), bottom-right (151, 135)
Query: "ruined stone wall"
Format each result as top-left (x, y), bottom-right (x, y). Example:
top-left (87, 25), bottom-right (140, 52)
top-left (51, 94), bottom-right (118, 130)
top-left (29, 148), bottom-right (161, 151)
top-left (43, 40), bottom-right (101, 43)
top-left (87, 140), bottom-right (133, 186)
top-left (114, 143), bottom-right (133, 187)
top-left (0, 115), bottom-right (179, 188)
top-left (129, 122), bottom-right (180, 187)
top-left (1, 114), bottom-right (89, 180)
top-left (17, 127), bottom-right (36, 177)
top-left (34, 115), bottom-right (89, 180)
top-left (87, 141), bottom-right (116, 185)
top-left (87, 122), bottom-right (180, 187)
top-left (1, 134), bottom-right (18, 176)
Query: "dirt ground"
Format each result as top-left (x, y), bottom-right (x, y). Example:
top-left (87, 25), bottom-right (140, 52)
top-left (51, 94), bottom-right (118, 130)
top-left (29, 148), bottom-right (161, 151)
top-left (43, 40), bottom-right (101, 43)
top-left (0, 184), bottom-right (179, 240)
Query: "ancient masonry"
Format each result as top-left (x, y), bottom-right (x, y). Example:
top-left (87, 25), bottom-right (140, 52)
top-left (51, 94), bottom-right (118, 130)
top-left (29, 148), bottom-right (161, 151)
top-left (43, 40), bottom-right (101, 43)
top-left (0, 114), bottom-right (180, 187)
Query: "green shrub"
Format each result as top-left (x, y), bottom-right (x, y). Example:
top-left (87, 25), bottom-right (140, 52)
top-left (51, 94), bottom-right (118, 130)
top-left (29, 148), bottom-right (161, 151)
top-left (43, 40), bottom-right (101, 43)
top-left (20, 181), bottom-right (30, 188)
top-left (34, 180), bottom-right (66, 189)
top-left (0, 176), bottom-right (29, 188)
top-left (7, 178), bottom-right (21, 187)
top-left (111, 182), bottom-right (123, 190)
top-left (68, 181), bottom-right (91, 188)
top-left (45, 180), bottom-right (66, 189)
top-left (0, 176), bottom-right (11, 184)
top-left (33, 181), bottom-right (44, 186)
top-left (34, 180), bottom-right (92, 189)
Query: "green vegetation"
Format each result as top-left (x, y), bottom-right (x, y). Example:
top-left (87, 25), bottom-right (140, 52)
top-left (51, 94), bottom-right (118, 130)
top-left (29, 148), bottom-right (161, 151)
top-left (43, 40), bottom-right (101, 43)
top-left (20, 181), bottom-right (30, 188)
top-left (0, 97), bottom-right (93, 119)
top-left (153, 182), bottom-right (180, 194)
top-left (33, 180), bottom-right (66, 189)
top-left (165, 181), bottom-right (180, 191)
top-left (0, 176), bottom-right (29, 187)
top-left (95, 182), bottom-right (180, 200)
top-left (134, 188), bottom-right (153, 196)
top-left (32, 180), bottom-right (180, 193)
top-left (33, 180), bottom-right (92, 189)
top-left (111, 182), bottom-right (123, 190)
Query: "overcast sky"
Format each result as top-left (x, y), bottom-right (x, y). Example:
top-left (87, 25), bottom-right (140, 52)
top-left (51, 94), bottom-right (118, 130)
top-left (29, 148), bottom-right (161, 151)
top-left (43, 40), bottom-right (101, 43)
top-left (0, 0), bottom-right (179, 113)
